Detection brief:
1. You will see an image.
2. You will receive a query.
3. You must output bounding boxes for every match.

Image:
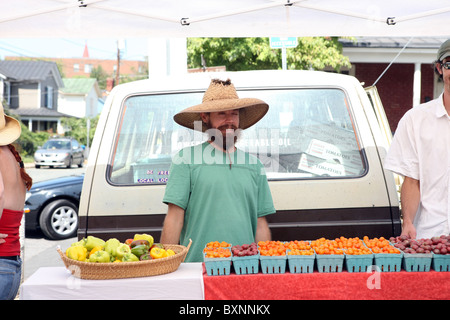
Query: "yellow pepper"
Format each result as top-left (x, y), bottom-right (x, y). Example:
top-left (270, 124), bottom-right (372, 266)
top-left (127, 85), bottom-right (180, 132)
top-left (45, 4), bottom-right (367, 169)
top-left (89, 245), bottom-right (103, 258)
top-left (166, 249), bottom-right (176, 257)
top-left (66, 245), bottom-right (88, 261)
top-left (150, 247), bottom-right (167, 259)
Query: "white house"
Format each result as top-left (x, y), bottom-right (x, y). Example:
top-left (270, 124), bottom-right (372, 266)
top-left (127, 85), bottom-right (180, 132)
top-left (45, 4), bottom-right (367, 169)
top-left (58, 78), bottom-right (102, 118)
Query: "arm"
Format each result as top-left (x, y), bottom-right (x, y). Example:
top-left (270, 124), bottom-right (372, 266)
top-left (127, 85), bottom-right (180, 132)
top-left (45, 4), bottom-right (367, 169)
top-left (400, 176), bottom-right (420, 238)
top-left (255, 216), bottom-right (271, 243)
top-left (0, 162), bottom-right (4, 216)
top-left (0, 163), bottom-right (5, 244)
top-left (160, 203), bottom-right (185, 244)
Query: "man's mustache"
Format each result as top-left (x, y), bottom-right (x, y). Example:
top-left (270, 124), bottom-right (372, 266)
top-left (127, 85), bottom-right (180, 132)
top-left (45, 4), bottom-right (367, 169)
top-left (217, 124), bottom-right (239, 132)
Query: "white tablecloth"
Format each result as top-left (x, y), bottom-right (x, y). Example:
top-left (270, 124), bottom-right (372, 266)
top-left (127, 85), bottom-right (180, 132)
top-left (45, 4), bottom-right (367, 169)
top-left (20, 262), bottom-right (204, 300)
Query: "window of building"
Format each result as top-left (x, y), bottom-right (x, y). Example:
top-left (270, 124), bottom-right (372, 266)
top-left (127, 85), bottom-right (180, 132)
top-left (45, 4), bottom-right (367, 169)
top-left (84, 64), bottom-right (93, 73)
top-left (44, 86), bottom-right (53, 109)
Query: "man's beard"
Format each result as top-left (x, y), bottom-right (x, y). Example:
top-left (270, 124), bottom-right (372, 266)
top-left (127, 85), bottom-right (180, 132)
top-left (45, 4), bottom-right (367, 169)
top-left (206, 124), bottom-right (241, 151)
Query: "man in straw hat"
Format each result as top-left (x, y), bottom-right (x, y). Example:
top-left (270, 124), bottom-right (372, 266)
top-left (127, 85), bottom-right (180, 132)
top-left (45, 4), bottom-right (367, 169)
top-left (160, 78), bottom-right (276, 262)
top-left (0, 104), bottom-right (33, 299)
top-left (385, 39), bottom-right (450, 240)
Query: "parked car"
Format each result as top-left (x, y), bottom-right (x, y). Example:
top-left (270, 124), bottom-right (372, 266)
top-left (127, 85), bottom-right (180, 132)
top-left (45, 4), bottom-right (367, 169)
top-left (34, 137), bottom-right (84, 168)
top-left (79, 70), bottom-right (401, 242)
top-left (25, 174), bottom-right (83, 239)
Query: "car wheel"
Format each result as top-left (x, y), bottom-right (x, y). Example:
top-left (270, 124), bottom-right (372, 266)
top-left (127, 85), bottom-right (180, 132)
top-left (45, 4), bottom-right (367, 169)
top-left (78, 155), bottom-right (84, 168)
top-left (39, 199), bottom-right (78, 240)
top-left (35, 164), bottom-right (40, 169)
top-left (66, 157), bottom-right (72, 168)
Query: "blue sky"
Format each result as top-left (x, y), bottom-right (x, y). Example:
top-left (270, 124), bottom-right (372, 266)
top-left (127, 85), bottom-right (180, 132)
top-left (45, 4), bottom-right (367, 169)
top-left (0, 38), bottom-right (149, 61)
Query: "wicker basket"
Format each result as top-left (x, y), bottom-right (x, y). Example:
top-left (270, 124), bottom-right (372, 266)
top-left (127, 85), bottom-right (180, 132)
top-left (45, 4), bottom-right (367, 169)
top-left (57, 240), bottom-right (192, 280)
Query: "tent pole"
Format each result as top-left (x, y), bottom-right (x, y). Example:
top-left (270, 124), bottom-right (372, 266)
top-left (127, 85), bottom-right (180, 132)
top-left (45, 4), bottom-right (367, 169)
top-left (372, 37), bottom-right (413, 87)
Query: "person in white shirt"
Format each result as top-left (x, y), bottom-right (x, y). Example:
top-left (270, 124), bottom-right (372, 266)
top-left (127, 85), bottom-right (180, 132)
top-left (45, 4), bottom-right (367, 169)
top-left (384, 39), bottom-right (450, 239)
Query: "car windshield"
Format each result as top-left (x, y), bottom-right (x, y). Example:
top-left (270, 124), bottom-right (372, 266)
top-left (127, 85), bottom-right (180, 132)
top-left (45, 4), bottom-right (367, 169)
top-left (43, 140), bottom-right (71, 150)
top-left (109, 88), bottom-right (366, 185)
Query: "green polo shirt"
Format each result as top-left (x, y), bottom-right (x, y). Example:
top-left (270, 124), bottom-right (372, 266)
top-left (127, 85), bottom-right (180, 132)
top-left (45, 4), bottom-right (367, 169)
top-left (163, 142), bottom-right (276, 262)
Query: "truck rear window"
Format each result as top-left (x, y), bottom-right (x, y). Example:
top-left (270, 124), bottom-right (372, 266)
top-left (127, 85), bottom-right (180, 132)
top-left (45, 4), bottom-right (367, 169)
top-left (109, 88), bottom-right (366, 185)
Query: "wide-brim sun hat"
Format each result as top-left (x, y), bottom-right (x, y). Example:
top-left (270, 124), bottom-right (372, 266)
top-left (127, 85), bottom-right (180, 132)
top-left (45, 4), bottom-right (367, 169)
top-left (0, 105), bottom-right (21, 146)
top-left (174, 78), bottom-right (269, 132)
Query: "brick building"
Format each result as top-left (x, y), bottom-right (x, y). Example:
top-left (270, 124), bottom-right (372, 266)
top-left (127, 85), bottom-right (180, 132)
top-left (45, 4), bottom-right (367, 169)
top-left (341, 37), bottom-right (446, 133)
top-left (55, 56), bottom-right (147, 79)
top-left (5, 43), bottom-right (147, 88)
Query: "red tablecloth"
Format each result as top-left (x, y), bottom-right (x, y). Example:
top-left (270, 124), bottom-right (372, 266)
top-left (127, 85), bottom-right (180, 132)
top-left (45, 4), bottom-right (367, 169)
top-left (203, 266), bottom-right (450, 300)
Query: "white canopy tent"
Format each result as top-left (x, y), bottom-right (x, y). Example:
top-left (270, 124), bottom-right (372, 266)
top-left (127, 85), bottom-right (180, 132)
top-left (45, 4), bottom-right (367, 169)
top-left (0, 0), bottom-right (450, 38)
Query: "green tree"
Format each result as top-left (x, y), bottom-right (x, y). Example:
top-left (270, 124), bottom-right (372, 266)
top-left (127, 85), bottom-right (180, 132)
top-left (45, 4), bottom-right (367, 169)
top-left (2, 101), bottom-right (49, 157)
top-left (16, 122), bottom-right (49, 157)
top-left (61, 115), bottom-right (99, 147)
top-left (187, 37), bottom-right (351, 72)
top-left (90, 65), bottom-right (108, 90)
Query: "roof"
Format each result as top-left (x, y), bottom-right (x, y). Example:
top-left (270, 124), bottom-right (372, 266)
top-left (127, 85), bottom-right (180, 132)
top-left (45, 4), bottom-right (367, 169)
top-left (0, 65), bottom-right (9, 79)
top-left (340, 37), bottom-right (448, 49)
top-left (60, 78), bottom-right (101, 96)
top-left (0, 60), bottom-right (63, 87)
top-left (11, 107), bottom-right (71, 118)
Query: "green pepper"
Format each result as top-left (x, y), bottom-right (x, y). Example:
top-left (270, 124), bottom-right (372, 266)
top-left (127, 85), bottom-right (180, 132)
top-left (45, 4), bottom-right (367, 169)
top-left (85, 236), bottom-right (105, 251)
top-left (104, 238), bottom-right (120, 257)
top-left (115, 243), bottom-right (131, 259)
top-left (89, 250), bottom-right (110, 263)
top-left (131, 244), bottom-right (149, 258)
top-left (140, 253), bottom-right (152, 261)
top-left (71, 238), bottom-right (87, 247)
top-left (122, 253), bottom-right (139, 262)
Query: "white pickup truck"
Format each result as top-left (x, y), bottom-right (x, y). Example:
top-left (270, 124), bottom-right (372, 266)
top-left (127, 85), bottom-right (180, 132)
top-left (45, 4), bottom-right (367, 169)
top-left (78, 70), bottom-right (401, 241)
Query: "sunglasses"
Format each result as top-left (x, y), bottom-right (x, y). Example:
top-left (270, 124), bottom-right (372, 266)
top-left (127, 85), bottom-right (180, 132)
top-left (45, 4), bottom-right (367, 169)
top-left (441, 62), bottom-right (450, 70)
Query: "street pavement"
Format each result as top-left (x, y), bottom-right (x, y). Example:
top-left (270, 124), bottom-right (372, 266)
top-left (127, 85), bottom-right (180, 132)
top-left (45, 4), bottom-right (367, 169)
top-left (22, 165), bottom-right (85, 280)
top-left (23, 231), bottom-right (76, 280)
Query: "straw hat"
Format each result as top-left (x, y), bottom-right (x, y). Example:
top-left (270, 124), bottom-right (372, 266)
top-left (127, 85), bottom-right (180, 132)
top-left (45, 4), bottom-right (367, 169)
top-left (0, 104), bottom-right (21, 146)
top-left (174, 79), bottom-right (269, 131)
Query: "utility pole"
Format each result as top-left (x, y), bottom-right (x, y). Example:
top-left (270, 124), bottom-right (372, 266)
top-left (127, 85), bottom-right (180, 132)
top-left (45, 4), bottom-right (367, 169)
top-left (115, 41), bottom-right (121, 86)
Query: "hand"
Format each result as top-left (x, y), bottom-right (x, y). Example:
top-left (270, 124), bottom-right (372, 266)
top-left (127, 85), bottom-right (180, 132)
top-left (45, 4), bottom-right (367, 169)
top-left (401, 221), bottom-right (417, 239)
top-left (0, 233), bottom-right (7, 245)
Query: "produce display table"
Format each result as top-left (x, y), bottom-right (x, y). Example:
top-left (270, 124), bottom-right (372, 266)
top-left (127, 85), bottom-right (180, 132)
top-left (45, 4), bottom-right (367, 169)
top-left (20, 263), bottom-right (205, 300)
top-left (20, 263), bottom-right (450, 300)
top-left (202, 267), bottom-right (450, 300)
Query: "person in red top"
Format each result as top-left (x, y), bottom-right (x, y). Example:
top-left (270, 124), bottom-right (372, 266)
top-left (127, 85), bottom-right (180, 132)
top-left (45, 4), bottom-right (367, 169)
top-left (0, 104), bottom-right (32, 300)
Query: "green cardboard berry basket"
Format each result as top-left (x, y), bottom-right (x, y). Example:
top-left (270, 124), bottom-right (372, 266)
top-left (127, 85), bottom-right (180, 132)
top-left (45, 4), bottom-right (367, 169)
top-left (373, 251), bottom-right (403, 272)
top-left (259, 255), bottom-right (287, 274)
top-left (286, 250), bottom-right (315, 273)
top-left (431, 253), bottom-right (450, 272)
top-left (203, 247), bottom-right (232, 276)
top-left (316, 253), bottom-right (344, 272)
top-left (232, 253), bottom-right (260, 275)
top-left (344, 252), bottom-right (374, 273)
top-left (403, 252), bottom-right (432, 272)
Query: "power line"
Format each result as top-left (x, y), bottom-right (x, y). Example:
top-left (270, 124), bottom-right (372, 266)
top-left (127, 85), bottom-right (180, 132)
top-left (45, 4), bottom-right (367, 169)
top-left (0, 43), bottom-right (45, 58)
top-left (61, 39), bottom-right (114, 55)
